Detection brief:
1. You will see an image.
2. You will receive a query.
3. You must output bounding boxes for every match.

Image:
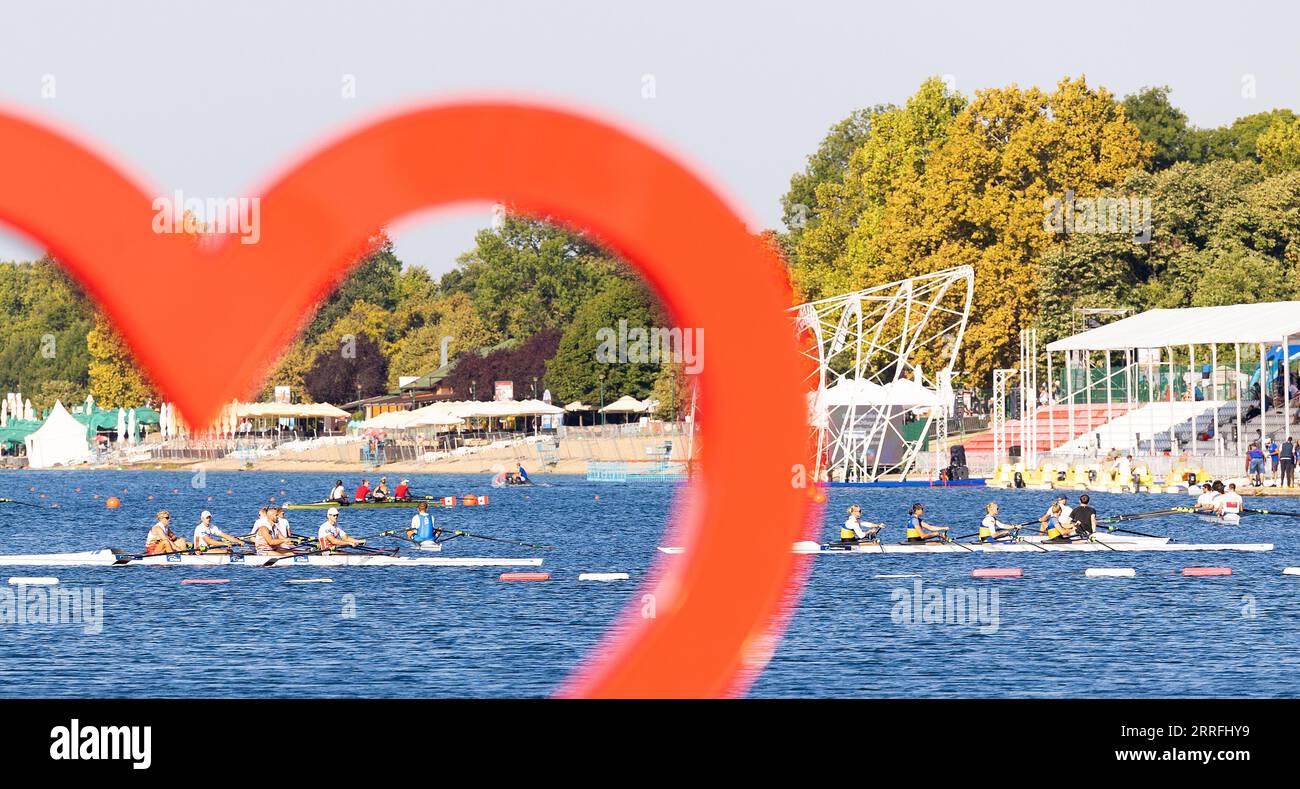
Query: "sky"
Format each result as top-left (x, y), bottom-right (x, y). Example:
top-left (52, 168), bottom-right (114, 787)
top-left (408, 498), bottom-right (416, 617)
top-left (1, 0), bottom-right (1298, 276)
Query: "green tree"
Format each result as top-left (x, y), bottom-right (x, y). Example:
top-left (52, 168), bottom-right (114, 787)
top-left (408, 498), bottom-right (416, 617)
top-left (1258, 117), bottom-right (1300, 175)
top-left (1191, 109), bottom-right (1298, 163)
top-left (31, 379), bottom-right (87, 414)
top-left (878, 76), bottom-right (1151, 377)
top-left (304, 232), bottom-right (403, 340)
top-left (545, 276), bottom-right (663, 406)
top-left (449, 214), bottom-right (621, 338)
top-left (781, 106), bottom-right (888, 242)
top-left (1122, 86), bottom-right (1194, 170)
top-left (87, 312), bottom-right (158, 406)
top-left (789, 77), bottom-right (966, 299)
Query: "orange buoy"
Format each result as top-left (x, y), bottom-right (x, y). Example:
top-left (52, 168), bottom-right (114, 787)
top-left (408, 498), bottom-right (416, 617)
top-left (462, 495), bottom-right (478, 506)
top-left (147, 495), bottom-right (154, 501)
top-left (500, 572), bottom-right (550, 581)
top-left (105, 497), bottom-right (121, 509)
top-left (809, 488), bottom-right (827, 504)
top-left (1182, 567), bottom-right (1232, 577)
top-left (972, 568), bottom-right (1022, 579)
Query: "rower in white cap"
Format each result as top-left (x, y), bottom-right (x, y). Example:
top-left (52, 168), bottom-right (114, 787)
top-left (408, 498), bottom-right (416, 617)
top-left (192, 511), bottom-right (245, 553)
top-left (318, 507), bottom-right (363, 551)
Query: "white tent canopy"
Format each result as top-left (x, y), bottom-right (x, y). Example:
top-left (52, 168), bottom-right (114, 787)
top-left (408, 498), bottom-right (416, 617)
top-left (1046, 302), bottom-right (1300, 351)
top-left (24, 401), bottom-right (93, 469)
top-left (600, 395), bottom-right (649, 413)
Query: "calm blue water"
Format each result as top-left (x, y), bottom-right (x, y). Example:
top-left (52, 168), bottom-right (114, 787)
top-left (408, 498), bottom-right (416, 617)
top-left (1, 470), bottom-right (1297, 698)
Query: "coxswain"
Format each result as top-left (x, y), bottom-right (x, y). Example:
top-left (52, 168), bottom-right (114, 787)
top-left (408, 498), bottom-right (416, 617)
top-left (406, 501), bottom-right (440, 543)
top-left (372, 477), bottom-right (391, 501)
top-left (193, 511), bottom-right (244, 553)
top-left (1195, 483), bottom-right (1218, 512)
top-left (978, 502), bottom-right (1017, 542)
top-left (328, 479), bottom-right (348, 503)
top-left (355, 479), bottom-right (372, 502)
top-left (1215, 483), bottom-right (1244, 519)
top-left (318, 508), bottom-right (363, 550)
top-left (394, 478), bottom-right (411, 501)
top-left (839, 504), bottom-right (883, 543)
top-left (145, 510), bottom-right (191, 555)
top-left (905, 503), bottom-right (949, 543)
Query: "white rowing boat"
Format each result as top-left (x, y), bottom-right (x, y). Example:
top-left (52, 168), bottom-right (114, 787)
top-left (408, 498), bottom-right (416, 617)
top-left (658, 536), bottom-right (1273, 555)
top-left (1196, 512), bottom-right (1242, 525)
top-left (0, 549), bottom-right (543, 568)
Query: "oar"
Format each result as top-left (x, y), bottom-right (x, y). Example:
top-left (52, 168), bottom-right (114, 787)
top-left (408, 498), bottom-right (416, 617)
top-left (1243, 507), bottom-right (1300, 517)
top-left (446, 529), bottom-right (555, 550)
top-left (0, 497), bottom-right (44, 508)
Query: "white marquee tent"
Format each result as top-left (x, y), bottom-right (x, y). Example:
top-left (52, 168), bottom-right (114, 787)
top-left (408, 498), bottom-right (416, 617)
top-left (24, 401), bottom-right (93, 469)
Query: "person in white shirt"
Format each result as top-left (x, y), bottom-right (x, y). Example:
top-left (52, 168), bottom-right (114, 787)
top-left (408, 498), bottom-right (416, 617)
top-left (838, 504), bottom-right (883, 543)
top-left (1214, 484), bottom-right (1244, 518)
top-left (269, 508), bottom-right (291, 541)
top-left (407, 502), bottom-right (440, 543)
top-left (328, 480), bottom-right (348, 503)
top-left (1195, 483), bottom-right (1218, 511)
top-left (318, 508), bottom-right (362, 550)
top-left (193, 511), bottom-right (244, 552)
top-left (978, 502), bottom-right (1017, 542)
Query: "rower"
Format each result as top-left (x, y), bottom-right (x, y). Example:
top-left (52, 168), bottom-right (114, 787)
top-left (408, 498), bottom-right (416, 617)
top-left (1195, 483), bottom-right (1218, 512)
top-left (355, 479), bottom-right (372, 502)
top-left (905, 503), bottom-right (949, 543)
top-left (145, 510), bottom-right (191, 555)
top-left (318, 507), bottom-right (363, 550)
top-left (269, 507), bottom-right (292, 542)
top-left (373, 477), bottom-right (391, 501)
top-left (193, 511), bottom-right (245, 553)
top-left (328, 479), bottom-right (348, 503)
top-left (406, 501), bottom-right (440, 545)
top-left (394, 478), bottom-right (411, 501)
top-left (1070, 493), bottom-right (1098, 538)
top-left (251, 509), bottom-right (295, 556)
top-left (839, 504), bottom-right (883, 543)
top-left (978, 502), bottom-right (1017, 542)
top-left (1039, 496), bottom-right (1073, 537)
top-left (1215, 483), bottom-right (1244, 519)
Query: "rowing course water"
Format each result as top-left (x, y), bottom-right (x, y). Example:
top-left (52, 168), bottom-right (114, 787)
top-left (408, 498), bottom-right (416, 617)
top-left (0, 470), bottom-right (1298, 698)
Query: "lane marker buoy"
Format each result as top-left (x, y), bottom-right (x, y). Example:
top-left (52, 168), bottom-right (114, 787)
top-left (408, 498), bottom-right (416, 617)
top-left (1284, 567), bottom-right (1300, 576)
top-left (181, 579), bottom-right (230, 585)
top-left (8, 576), bottom-right (58, 585)
top-left (1085, 568), bottom-right (1136, 578)
top-left (972, 568), bottom-right (1022, 579)
top-left (287, 578), bottom-right (334, 584)
top-left (500, 572), bottom-right (549, 581)
top-left (579, 572), bottom-right (629, 582)
top-left (1182, 567), bottom-right (1232, 577)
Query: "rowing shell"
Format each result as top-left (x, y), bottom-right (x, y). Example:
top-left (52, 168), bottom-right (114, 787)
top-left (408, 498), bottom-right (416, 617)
top-left (283, 500), bottom-right (447, 510)
top-left (1196, 513), bottom-right (1242, 525)
top-left (0, 549), bottom-right (542, 567)
top-left (658, 537), bottom-right (1273, 555)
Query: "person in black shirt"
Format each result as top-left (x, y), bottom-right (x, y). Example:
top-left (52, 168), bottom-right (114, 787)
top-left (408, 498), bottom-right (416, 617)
top-left (1281, 437), bottom-right (1296, 488)
top-left (1070, 493), bottom-right (1098, 538)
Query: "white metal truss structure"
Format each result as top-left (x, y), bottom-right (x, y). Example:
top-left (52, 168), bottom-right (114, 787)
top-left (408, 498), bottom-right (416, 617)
top-left (793, 266), bottom-right (975, 482)
top-left (992, 368), bottom-right (1016, 466)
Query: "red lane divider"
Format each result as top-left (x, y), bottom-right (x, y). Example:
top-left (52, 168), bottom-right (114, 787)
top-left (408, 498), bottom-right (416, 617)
top-left (972, 568), bottom-right (1023, 579)
top-left (1182, 567), bottom-right (1232, 577)
top-left (500, 572), bottom-right (550, 582)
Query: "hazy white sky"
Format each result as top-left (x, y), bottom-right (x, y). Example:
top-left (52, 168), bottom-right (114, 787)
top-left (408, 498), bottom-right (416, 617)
top-left (2, 0), bottom-right (1297, 275)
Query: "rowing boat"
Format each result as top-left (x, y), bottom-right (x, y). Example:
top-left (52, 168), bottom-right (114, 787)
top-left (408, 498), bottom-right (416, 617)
top-left (658, 537), bottom-right (1273, 555)
top-left (0, 549), bottom-right (542, 567)
top-left (1196, 513), bottom-right (1242, 525)
top-left (284, 499), bottom-right (446, 510)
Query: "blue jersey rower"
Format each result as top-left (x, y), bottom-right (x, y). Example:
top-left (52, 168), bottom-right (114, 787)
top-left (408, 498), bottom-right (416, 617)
top-left (905, 503), bottom-right (949, 543)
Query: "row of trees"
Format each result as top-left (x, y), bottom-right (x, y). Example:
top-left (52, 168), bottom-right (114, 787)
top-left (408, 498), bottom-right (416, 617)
top-left (0, 215), bottom-right (678, 417)
top-left (780, 76), bottom-right (1300, 386)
